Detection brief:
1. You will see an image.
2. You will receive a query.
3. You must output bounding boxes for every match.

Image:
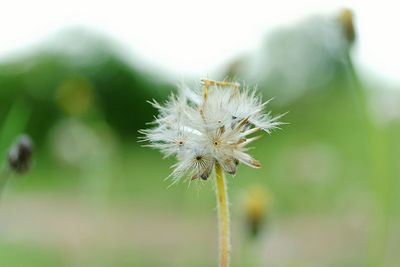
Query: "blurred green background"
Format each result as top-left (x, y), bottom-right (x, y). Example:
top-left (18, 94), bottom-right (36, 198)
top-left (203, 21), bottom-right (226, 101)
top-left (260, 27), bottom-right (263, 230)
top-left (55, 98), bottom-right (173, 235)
top-left (0, 6), bottom-right (399, 267)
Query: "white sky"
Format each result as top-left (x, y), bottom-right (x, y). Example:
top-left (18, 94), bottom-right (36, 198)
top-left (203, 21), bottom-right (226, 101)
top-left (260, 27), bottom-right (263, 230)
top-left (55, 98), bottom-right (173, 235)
top-left (0, 0), bottom-right (399, 86)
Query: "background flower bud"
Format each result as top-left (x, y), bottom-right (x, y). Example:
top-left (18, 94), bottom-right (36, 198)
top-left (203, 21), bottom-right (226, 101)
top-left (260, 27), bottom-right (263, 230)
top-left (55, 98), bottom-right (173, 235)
top-left (339, 8), bottom-right (356, 46)
top-left (242, 185), bottom-right (271, 239)
top-left (8, 134), bottom-right (33, 174)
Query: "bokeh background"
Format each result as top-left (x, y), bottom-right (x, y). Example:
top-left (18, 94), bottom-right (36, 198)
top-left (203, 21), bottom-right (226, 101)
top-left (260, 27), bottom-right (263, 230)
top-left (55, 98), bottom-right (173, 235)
top-left (0, 1), bottom-right (399, 267)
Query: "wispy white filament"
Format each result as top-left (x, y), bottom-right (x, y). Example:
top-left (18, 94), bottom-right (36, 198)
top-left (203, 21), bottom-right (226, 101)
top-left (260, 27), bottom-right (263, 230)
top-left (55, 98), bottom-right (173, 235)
top-left (141, 80), bottom-right (283, 183)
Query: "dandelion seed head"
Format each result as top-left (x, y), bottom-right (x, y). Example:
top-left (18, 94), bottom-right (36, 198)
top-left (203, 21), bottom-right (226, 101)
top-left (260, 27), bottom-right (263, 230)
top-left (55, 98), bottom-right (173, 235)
top-left (142, 79), bottom-right (282, 183)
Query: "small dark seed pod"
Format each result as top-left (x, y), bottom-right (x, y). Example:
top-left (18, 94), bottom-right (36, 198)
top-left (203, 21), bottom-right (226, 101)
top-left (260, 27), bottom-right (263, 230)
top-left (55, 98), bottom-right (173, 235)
top-left (8, 135), bottom-right (33, 174)
top-left (200, 173), bottom-right (209, 180)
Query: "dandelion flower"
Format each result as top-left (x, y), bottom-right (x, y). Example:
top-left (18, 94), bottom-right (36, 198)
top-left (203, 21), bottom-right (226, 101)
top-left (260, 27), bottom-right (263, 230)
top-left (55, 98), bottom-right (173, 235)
top-left (141, 79), bottom-right (282, 267)
top-left (141, 79), bottom-right (282, 183)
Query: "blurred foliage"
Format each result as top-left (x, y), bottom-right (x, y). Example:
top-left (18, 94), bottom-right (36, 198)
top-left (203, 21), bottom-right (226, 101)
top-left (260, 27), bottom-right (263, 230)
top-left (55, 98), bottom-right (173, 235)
top-left (0, 11), bottom-right (399, 267)
top-left (0, 30), bottom-right (173, 144)
top-left (224, 12), bottom-right (355, 106)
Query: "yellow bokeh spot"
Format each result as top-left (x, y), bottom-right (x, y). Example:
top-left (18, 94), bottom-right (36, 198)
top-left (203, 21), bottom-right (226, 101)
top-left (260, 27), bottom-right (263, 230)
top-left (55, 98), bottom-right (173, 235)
top-left (56, 76), bottom-right (94, 116)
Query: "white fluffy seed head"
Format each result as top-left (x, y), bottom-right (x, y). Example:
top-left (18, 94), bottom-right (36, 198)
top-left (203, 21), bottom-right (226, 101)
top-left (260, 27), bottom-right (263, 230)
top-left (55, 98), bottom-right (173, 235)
top-left (140, 80), bottom-right (283, 183)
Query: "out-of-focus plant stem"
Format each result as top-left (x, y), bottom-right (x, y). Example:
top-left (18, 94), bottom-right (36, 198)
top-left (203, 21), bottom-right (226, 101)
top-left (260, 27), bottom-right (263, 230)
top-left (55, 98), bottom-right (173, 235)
top-left (241, 238), bottom-right (260, 267)
top-left (344, 51), bottom-right (392, 267)
top-left (215, 162), bottom-right (230, 267)
top-left (0, 167), bottom-right (10, 198)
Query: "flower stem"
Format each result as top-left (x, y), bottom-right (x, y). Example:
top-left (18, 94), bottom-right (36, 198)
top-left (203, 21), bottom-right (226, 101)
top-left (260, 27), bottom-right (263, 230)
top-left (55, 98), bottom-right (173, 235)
top-left (345, 51), bottom-right (391, 267)
top-left (0, 167), bottom-right (10, 198)
top-left (215, 162), bottom-right (230, 267)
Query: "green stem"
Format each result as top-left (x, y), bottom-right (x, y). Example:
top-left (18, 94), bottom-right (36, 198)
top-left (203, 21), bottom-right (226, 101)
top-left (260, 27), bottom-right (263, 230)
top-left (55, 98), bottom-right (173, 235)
top-left (345, 51), bottom-right (391, 267)
top-left (0, 167), bottom-right (11, 197)
top-left (215, 162), bottom-right (230, 267)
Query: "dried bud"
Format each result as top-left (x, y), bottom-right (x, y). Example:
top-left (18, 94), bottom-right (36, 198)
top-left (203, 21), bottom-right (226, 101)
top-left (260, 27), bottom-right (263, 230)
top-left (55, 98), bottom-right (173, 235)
top-left (8, 135), bottom-right (33, 174)
top-left (339, 8), bottom-right (356, 46)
